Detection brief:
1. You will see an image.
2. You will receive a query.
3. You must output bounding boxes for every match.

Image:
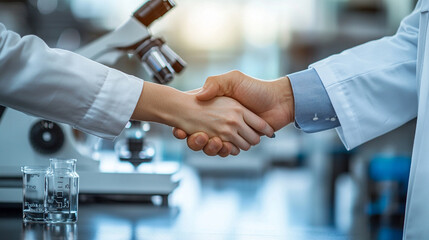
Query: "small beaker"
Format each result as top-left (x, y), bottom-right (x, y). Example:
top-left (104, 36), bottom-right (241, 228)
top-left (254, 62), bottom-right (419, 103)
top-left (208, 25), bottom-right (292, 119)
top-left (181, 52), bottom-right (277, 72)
top-left (21, 166), bottom-right (48, 222)
top-left (45, 159), bottom-right (79, 223)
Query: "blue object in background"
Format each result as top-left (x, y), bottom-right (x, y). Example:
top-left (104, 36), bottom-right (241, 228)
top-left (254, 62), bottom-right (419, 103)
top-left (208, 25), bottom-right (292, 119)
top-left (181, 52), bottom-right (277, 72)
top-left (369, 156), bottom-right (411, 182)
top-left (367, 155), bottom-right (411, 240)
top-left (378, 227), bottom-right (403, 240)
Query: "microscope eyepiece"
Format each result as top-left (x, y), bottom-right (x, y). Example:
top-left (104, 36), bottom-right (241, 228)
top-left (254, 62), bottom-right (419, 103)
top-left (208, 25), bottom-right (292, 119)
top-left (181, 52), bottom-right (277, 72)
top-left (134, 0), bottom-right (176, 27)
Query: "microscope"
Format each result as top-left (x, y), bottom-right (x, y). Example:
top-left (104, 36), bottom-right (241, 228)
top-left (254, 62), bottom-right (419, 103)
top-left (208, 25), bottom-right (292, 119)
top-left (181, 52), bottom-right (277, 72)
top-left (78, 0), bottom-right (185, 167)
top-left (0, 0), bottom-right (185, 206)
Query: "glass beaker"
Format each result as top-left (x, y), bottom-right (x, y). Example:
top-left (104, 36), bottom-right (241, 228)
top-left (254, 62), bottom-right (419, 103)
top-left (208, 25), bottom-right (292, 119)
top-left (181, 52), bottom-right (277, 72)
top-left (22, 166), bottom-right (48, 222)
top-left (45, 159), bottom-right (79, 223)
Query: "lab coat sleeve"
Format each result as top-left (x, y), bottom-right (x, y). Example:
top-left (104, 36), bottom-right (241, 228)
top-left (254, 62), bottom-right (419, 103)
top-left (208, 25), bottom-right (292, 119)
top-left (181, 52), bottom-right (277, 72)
top-left (0, 23), bottom-right (144, 140)
top-left (310, 2), bottom-right (421, 150)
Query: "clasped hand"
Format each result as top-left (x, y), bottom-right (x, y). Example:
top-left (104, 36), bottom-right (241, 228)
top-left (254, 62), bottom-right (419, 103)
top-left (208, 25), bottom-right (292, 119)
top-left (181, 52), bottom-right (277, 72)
top-left (173, 70), bottom-right (295, 157)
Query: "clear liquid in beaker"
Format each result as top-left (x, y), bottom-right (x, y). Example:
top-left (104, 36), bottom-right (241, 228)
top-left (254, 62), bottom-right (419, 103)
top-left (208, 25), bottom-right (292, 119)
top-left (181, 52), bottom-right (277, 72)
top-left (45, 159), bottom-right (79, 223)
top-left (46, 176), bottom-right (78, 222)
top-left (22, 166), bottom-right (48, 222)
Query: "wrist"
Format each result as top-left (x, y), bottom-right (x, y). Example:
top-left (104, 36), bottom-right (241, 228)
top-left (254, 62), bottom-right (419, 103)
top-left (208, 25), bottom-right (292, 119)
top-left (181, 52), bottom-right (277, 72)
top-left (163, 92), bottom-right (197, 128)
top-left (131, 82), bottom-right (190, 127)
top-left (273, 76), bottom-right (295, 123)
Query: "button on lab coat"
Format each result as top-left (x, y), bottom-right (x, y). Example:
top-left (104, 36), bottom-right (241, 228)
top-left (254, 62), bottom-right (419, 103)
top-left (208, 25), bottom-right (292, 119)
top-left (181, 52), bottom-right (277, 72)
top-left (0, 24), bottom-right (143, 140)
top-left (311, 0), bottom-right (429, 238)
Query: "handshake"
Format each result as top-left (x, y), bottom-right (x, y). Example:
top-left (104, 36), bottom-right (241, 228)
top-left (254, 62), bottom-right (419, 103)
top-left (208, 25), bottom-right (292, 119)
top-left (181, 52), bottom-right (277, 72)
top-left (171, 70), bottom-right (295, 157)
top-left (132, 70), bottom-right (295, 158)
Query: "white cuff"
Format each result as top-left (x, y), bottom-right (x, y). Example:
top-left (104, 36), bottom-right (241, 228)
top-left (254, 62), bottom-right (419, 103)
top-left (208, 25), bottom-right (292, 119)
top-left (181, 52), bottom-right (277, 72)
top-left (76, 68), bottom-right (143, 140)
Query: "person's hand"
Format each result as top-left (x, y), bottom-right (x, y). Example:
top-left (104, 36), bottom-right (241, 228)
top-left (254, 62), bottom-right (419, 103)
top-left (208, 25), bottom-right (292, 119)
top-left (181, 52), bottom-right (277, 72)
top-left (173, 70), bottom-right (295, 157)
top-left (131, 81), bottom-right (274, 151)
top-left (174, 94), bottom-right (275, 151)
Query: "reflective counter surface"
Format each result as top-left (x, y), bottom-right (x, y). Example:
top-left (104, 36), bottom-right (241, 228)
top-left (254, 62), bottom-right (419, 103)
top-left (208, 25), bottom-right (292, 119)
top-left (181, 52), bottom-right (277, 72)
top-left (0, 167), bottom-right (352, 240)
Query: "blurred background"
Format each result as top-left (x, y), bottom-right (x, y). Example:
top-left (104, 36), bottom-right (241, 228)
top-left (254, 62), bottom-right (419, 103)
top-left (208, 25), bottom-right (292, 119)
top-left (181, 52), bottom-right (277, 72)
top-left (0, 0), bottom-right (419, 239)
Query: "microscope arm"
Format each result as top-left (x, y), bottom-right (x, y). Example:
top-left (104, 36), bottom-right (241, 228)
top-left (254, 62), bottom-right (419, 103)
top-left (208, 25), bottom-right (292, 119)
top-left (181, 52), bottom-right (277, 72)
top-left (76, 17), bottom-right (150, 65)
top-left (76, 0), bottom-right (183, 84)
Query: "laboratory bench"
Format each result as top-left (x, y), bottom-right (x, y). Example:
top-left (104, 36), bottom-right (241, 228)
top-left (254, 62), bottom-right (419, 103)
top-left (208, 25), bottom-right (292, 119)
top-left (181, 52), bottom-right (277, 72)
top-left (0, 167), bottom-right (353, 240)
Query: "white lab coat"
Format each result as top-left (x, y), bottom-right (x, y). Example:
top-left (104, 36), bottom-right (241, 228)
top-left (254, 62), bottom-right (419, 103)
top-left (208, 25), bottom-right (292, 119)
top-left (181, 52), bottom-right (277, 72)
top-left (0, 24), bottom-right (143, 140)
top-left (311, 0), bottom-right (429, 238)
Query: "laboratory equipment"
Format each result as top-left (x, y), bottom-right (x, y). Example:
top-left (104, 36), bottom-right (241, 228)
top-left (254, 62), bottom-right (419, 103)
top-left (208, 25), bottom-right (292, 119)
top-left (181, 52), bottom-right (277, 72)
top-left (21, 166), bottom-right (48, 222)
top-left (78, 0), bottom-right (185, 84)
top-left (116, 121), bottom-right (155, 168)
top-left (0, 0), bottom-right (183, 205)
top-left (45, 159), bottom-right (79, 223)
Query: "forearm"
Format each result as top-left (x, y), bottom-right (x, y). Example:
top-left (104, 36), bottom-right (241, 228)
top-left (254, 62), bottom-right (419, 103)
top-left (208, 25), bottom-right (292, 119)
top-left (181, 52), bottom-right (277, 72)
top-left (131, 81), bottom-right (191, 127)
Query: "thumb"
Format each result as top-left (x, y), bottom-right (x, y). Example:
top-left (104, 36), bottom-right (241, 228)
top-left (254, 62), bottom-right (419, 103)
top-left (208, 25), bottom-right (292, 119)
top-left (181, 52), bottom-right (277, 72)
top-left (197, 71), bottom-right (242, 101)
top-left (196, 79), bottom-right (221, 101)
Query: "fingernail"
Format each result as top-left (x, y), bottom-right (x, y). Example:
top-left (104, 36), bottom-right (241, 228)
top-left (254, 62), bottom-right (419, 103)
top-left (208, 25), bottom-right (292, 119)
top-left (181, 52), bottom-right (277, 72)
top-left (270, 133), bottom-right (276, 139)
top-left (219, 148), bottom-right (228, 156)
top-left (231, 149), bottom-right (240, 155)
top-left (196, 135), bottom-right (205, 145)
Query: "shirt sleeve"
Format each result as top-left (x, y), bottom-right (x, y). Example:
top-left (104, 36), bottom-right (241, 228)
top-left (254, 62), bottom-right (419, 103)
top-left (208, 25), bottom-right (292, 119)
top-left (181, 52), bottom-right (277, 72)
top-left (0, 23), bottom-right (143, 140)
top-left (288, 68), bottom-right (340, 133)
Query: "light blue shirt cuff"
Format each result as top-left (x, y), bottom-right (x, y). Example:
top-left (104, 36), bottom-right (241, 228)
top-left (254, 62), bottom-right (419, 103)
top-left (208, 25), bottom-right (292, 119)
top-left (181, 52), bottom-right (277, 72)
top-left (288, 68), bottom-right (340, 133)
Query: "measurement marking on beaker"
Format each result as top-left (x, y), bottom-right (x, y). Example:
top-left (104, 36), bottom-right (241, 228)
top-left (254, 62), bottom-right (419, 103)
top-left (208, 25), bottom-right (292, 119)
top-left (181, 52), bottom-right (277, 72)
top-left (56, 191), bottom-right (63, 198)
